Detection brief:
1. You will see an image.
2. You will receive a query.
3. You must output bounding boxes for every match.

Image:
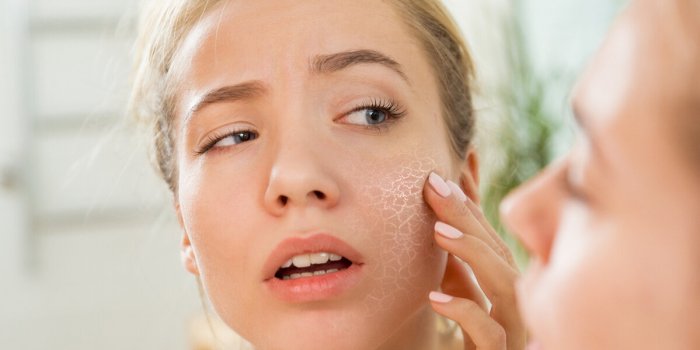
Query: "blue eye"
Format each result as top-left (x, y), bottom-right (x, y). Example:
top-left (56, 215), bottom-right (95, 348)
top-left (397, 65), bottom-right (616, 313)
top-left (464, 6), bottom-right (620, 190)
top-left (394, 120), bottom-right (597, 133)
top-left (212, 131), bottom-right (257, 148)
top-left (342, 98), bottom-right (406, 128)
top-left (347, 108), bottom-right (388, 125)
top-left (195, 129), bottom-right (258, 155)
top-left (365, 108), bottom-right (387, 124)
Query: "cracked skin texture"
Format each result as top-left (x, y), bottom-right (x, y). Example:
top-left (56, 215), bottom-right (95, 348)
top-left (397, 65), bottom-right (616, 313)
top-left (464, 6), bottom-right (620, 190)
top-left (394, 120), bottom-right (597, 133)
top-left (342, 147), bottom-right (449, 320)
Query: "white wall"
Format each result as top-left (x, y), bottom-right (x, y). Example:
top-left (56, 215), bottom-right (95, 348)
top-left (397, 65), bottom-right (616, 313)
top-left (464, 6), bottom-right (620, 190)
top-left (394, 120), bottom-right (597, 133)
top-left (0, 0), bottom-right (200, 349)
top-left (519, 0), bottom-right (626, 154)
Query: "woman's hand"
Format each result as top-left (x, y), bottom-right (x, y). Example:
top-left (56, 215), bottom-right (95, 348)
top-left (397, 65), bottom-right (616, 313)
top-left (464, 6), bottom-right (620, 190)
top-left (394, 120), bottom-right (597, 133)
top-left (423, 172), bottom-right (526, 350)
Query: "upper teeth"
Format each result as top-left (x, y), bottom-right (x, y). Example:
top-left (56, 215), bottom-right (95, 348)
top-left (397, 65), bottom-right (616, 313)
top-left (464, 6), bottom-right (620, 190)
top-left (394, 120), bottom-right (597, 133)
top-left (281, 252), bottom-right (343, 269)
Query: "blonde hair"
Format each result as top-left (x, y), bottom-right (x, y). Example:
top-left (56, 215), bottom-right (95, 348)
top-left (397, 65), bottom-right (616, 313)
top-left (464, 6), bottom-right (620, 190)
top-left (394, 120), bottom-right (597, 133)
top-left (129, 0), bottom-right (476, 192)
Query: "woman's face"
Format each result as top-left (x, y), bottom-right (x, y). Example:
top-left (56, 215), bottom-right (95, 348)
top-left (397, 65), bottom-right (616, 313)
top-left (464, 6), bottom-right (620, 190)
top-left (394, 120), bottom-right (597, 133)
top-left (502, 3), bottom-right (700, 350)
top-left (171, 1), bottom-right (464, 349)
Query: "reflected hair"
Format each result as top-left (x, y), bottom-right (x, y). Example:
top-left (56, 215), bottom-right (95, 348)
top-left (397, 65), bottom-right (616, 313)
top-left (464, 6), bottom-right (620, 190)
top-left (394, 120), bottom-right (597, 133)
top-left (129, 0), bottom-right (476, 193)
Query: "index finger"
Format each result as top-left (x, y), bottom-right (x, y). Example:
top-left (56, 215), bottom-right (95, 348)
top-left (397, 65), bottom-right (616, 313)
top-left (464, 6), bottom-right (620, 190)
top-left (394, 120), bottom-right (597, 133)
top-left (423, 171), bottom-right (511, 263)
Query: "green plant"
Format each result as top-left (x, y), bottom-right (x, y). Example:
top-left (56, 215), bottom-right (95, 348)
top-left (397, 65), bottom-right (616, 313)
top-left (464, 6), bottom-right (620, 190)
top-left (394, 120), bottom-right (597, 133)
top-left (480, 5), bottom-right (561, 268)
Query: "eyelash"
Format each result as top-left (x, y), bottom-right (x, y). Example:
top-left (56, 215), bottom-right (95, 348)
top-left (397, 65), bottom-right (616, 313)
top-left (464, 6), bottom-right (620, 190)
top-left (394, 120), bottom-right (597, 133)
top-left (194, 127), bottom-right (257, 156)
top-left (193, 98), bottom-right (407, 156)
top-left (346, 97), bottom-right (407, 132)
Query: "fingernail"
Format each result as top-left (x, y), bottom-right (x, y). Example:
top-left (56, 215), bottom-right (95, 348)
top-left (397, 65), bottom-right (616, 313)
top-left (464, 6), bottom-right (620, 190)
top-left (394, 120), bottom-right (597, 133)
top-left (429, 291), bottom-right (454, 303)
top-left (435, 221), bottom-right (463, 239)
top-left (428, 172), bottom-right (452, 197)
top-left (446, 180), bottom-right (467, 202)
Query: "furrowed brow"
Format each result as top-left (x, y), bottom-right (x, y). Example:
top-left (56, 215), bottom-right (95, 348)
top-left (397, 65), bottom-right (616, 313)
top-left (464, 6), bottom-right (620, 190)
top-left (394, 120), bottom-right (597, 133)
top-left (185, 81), bottom-right (267, 125)
top-left (311, 49), bottom-right (410, 84)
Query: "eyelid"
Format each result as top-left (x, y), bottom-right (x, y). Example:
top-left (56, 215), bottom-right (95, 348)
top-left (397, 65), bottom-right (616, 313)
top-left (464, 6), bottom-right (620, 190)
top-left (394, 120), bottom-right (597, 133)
top-left (562, 160), bottom-right (590, 203)
top-left (194, 125), bottom-right (258, 156)
top-left (337, 97), bottom-right (407, 127)
top-left (563, 171), bottom-right (585, 201)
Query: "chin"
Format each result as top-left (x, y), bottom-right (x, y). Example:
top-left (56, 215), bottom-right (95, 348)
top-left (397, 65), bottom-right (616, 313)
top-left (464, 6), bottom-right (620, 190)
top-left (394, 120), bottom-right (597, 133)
top-left (225, 279), bottom-right (438, 350)
top-left (235, 310), bottom-right (386, 350)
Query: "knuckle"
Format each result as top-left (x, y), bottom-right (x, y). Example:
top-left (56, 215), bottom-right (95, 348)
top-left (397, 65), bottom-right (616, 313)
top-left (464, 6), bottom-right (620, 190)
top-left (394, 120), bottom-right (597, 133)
top-left (478, 323), bottom-right (506, 349)
top-left (456, 298), bottom-right (481, 317)
top-left (446, 197), bottom-right (471, 217)
top-left (463, 235), bottom-right (490, 255)
top-left (492, 288), bottom-right (518, 310)
top-left (489, 326), bottom-right (507, 347)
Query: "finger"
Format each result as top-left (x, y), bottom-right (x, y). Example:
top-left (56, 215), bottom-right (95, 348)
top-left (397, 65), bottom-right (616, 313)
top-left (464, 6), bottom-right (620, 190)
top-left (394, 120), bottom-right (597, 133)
top-left (442, 254), bottom-right (488, 311)
top-left (430, 291), bottom-right (507, 350)
top-left (424, 172), bottom-right (506, 261)
top-left (433, 223), bottom-right (517, 306)
top-left (461, 195), bottom-right (518, 269)
top-left (425, 172), bottom-right (525, 345)
top-left (445, 178), bottom-right (516, 266)
top-left (434, 222), bottom-right (524, 347)
top-left (450, 182), bottom-right (516, 268)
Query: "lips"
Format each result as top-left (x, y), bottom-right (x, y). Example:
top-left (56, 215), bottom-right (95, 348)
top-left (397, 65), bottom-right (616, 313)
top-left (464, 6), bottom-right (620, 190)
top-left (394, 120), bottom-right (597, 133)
top-left (274, 252), bottom-right (353, 280)
top-left (262, 233), bottom-right (365, 303)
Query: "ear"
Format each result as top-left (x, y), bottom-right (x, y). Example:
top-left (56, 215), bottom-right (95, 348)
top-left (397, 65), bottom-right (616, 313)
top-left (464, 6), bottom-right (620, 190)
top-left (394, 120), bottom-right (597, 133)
top-left (175, 201), bottom-right (200, 276)
top-left (458, 147), bottom-right (480, 204)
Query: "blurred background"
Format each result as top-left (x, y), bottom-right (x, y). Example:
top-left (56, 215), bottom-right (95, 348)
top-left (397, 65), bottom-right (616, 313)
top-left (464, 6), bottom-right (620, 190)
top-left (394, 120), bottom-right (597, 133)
top-left (0, 0), bottom-right (623, 349)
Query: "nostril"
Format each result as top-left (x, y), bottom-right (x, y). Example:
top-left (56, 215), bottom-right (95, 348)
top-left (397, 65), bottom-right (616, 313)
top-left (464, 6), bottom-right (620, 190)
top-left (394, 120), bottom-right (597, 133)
top-left (275, 191), bottom-right (328, 208)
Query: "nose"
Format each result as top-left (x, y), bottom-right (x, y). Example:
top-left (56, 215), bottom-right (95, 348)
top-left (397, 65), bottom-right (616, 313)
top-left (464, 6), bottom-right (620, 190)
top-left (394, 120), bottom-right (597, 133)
top-left (499, 159), bottom-right (568, 264)
top-left (263, 144), bottom-right (340, 216)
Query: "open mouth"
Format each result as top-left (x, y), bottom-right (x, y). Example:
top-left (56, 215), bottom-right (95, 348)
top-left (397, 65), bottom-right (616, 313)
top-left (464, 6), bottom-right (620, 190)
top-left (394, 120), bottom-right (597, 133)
top-left (263, 233), bottom-right (364, 302)
top-left (274, 252), bottom-right (353, 280)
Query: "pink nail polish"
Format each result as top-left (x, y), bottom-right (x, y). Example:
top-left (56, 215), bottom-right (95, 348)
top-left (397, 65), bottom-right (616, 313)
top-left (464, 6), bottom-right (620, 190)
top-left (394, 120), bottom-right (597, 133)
top-left (435, 221), bottom-right (463, 239)
top-left (446, 180), bottom-right (467, 202)
top-left (428, 172), bottom-right (452, 197)
top-left (429, 291), bottom-right (454, 303)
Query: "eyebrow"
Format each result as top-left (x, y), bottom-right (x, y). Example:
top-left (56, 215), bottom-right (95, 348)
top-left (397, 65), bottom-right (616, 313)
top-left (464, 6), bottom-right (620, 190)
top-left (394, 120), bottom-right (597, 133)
top-left (185, 49), bottom-right (408, 124)
top-left (185, 81), bottom-right (267, 124)
top-left (311, 49), bottom-right (410, 84)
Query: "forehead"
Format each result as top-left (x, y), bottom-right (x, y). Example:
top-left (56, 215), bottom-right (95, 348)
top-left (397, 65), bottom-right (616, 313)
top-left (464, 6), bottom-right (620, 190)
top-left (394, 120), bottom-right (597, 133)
top-left (572, 2), bottom-right (699, 137)
top-left (172, 0), bottom-right (430, 89)
top-left (571, 1), bottom-right (700, 197)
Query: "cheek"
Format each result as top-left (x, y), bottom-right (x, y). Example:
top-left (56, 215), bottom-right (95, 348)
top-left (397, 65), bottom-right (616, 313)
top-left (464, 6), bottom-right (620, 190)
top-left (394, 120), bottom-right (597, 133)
top-left (525, 207), bottom-right (688, 350)
top-left (345, 150), bottom-right (449, 317)
top-left (177, 163), bottom-right (258, 312)
top-left (527, 239), bottom-right (620, 349)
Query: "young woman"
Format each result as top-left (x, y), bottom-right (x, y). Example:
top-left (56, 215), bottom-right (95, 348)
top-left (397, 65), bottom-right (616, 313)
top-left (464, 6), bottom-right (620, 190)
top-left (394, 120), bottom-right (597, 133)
top-left (130, 0), bottom-right (524, 349)
top-left (501, 0), bottom-right (700, 349)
